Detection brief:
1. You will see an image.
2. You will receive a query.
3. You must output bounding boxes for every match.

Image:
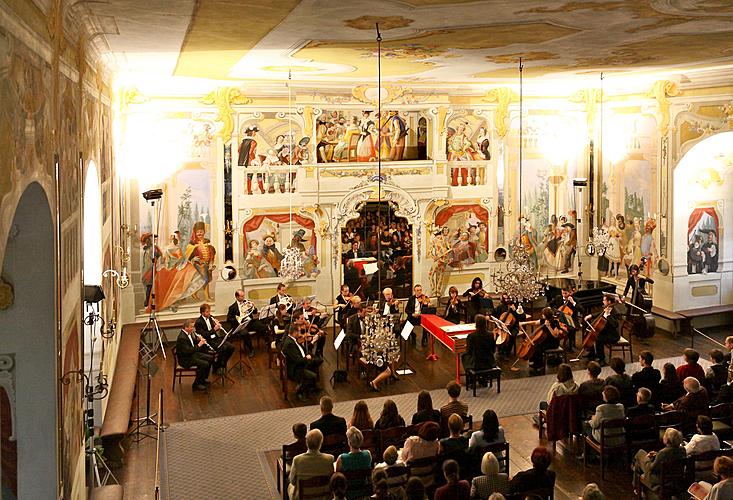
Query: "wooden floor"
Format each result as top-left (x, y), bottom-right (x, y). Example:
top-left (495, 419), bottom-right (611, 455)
top-left (116, 319), bottom-right (730, 499)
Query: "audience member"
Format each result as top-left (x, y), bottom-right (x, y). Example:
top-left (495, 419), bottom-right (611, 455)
top-left (580, 483), bottom-right (605, 500)
top-left (289, 429), bottom-right (335, 500)
top-left (329, 472), bottom-right (347, 500)
top-left (470, 452), bottom-right (509, 499)
top-left (631, 350), bottom-right (661, 404)
top-left (373, 445), bottom-right (407, 498)
top-left (371, 469), bottom-right (396, 500)
top-left (404, 476), bottom-right (427, 500)
top-left (658, 362), bottom-right (684, 404)
top-left (626, 388), bottom-right (656, 419)
top-left (725, 336), bottom-right (733, 365)
top-left (349, 400), bottom-right (374, 431)
top-left (401, 421), bottom-right (440, 464)
top-left (633, 428), bottom-right (685, 491)
top-left (440, 380), bottom-right (469, 423)
top-left (661, 376), bottom-right (709, 413)
top-left (507, 447), bottom-right (556, 497)
top-left (587, 386), bottom-right (625, 446)
top-left (440, 413), bottom-right (469, 454)
top-left (705, 349), bottom-right (728, 394)
top-left (716, 368), bottom-right (733, 404)
top-left (578, 361), bottom-right (605, 416)
top-left (708, 456), bottom-right (733, 500)
top-left (469, 409), bottom-right (505, 454)
top-left (411, 390), bottom-right (441, 425)
top-left (676, 348), bottom-right (705, 382)
top-left (374, 399), bottom-right (405, 430)
top-left (604, 357), bottom-right (635, 407)
top-left (546, 363), bottom-right (579, 402)
top-left (290, 422), bottom-right (308, 447)
top-left (311, 396), bottom-right (347, 438)
top-left (434, 459), bottom-right (470, 500)
top-left (335, 427), bottom-right (372, 500)
top-left (685, 415), bottom-right (720, 458)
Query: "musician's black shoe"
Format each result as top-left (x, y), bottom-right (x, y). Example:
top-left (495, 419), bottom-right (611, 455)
top-left (369, 381), bottom-right (380, 392)
top-left (192, 383), bottom-right (208, 392)
top-left (202, 380), bottom-right (211, 386)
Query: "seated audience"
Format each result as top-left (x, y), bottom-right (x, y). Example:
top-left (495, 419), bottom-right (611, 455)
top-left (626, 388), bottom-right (656, 419)
top-left (716, 368), bottom-right (733, 404)
top-left (374, 399), bottom-right (406, 430)
top-left (686, 415), bottom-right (720, 481)
top-left (440, 380), bottom-right (469, 424)
top-left (546, 363), bottom-right (579, 403)
top-left (405, 476), bottom-right (427, 500)
top-left (311, 396), bottom-right (347, 438)
top-left (604, 357), bottom-right (635, 407)
top-left (631, 350), bottom-right (661, 404)
top-left (632, 428), bottom-right (685, 491)
top-left (440, 413), bottom-right (469, 455)
top-left (587, 386), bottom-right (625, 446)
top-left (705, 349), bottom-right (728, 395)
top-left (371, 470), bottom-right (395, 500)
top-left (469, 409), bottom-right (505, 455)
top-left (335, 427), bottom-right (372, 494)
top-left (290, 422), bottom-right (308, 448)
top-left (470, 452), bottom-right (509, 499)
top-left (726, 336), bottom-right (733, 366)
top-left (659, 362), bottom-right (684, 404)
top-left (289, 429), bottom-right (335, 500)
top-left (578, 361), bottom-right (605, 416)
top-left (581, 483), bottom-right (605, 500)
top-left (677, 348), bottom-right (706, 382)
top-left (708, 456), bottom-right (733, 500)
top-left (401, 421), bottom-right (440, 464)
top-left (373, 445), bottom-right (407, 498)
top-left (508, 447), bottom-right (556, 497)
top-left (661, 376), bottom-right (709, 413)
top-left (348, 400), bottom-right (374, 431)
top-left (434, 459), bottom-right (470, 500)
top-left (330, 472), bottom-right (347, 500)
top-left (411, 390), bottom-right (441, 426)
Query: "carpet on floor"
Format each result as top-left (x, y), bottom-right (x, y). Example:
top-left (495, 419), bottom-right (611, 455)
top-left (164, 355), bottom-right (703, 499)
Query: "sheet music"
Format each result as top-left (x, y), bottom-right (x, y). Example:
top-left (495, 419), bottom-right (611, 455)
top-left (233, 319), bottom-right (251, 335)
top-left (401, 320), bottom-right (414, 341)
top-left (259, 303), bottom-right (278, 319)
top-left (363, 262), bottom-right (379, 275)
top-left (334, 329), bottom-right (346, 350)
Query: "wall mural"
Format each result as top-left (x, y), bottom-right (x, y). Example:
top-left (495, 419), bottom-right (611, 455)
top-left (687, 207), bottom-right (719, 275)
top-left (242, 214), bottom-right (320, 279)
top-left (315, 109), bottom-right (422, 163)
top-left (445, 115), bottom-right (491, 186)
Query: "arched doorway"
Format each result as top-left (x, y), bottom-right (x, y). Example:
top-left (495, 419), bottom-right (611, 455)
top-left (0, 182), bottom-right (57, 498)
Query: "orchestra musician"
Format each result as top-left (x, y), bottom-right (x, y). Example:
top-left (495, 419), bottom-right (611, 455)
top-left (176, 319), bottom-right (213, 391)
top-left (194, 303), bottom-right (235, 375)
top-left (226, 289), bottom-right (266, 357)
top-left (378, 287), bottom-right (400, 316)
top-left (405, 284), bottom-right (430, 347)
top-left (550, 286), bottom-right (584, 350)
top-left (272, 303), bottom-right (291, 344)
top-left (463, 277), bottom-right (494, 320)
top-left (621, 264), bottom-right (654, 314)
top-left (528, 307), bottom-right (564, 375)
top-left (493, 294), bottom-right (526, 356)
top-left (293, 303), bottom-right (327, 358)
top-left (462, 314), bottom-right (497, 386)
top-left (334, 284), bottom-right (355, 327)
top-left (281, 322), bottom-right (324, 401)
top-left (270, 282), bottom-right (293, 311)
top-left (443, 286), bottom-right (465, 324)
top-left (345, 298), bottom-right (367, 356)
top-left (583, 293), bottom-right (621, 366)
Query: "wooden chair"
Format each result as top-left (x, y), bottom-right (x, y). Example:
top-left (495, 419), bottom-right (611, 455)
top-left (543, 347), bottom-right (567, 371)
top-left (689, 448), bottom-right (733, 482)
top-left (710, 402), bottom-right (733, 439)
top-left (625, 414), bottom-right (660, 456)
top-left (637, 457), bottom-right (690, 500)
top-left (379, 426), bottom-right (408, 453)
top-left (584, 418), bottom-right (627, 480)
top-left (321, 433), bottom-right (348, 457)
top-left (171, 346), bottom-right (198, 392)
top-left (471, 441), bottom-right (510, 476)
top-left (607, 335), bottom-right (633, 362)
top-left (538, 394), bottom-right (581, 451)
top-left (346, 133), bottom-right (360, 162)
top-left (467, 367), bottom-right (501, 396)
top-left (461, 414), bottom-right (474, 436)
top-left (298, 474), bottom-right (332, 500)
top-left (384, 464), bottom-right (409, 497)
top-left (407, 455), bottom-right (438, 490)
top-left (277, 441), bottom-right (307, 499)
top-left (655, 410), bottom-right (685, 442)
top-left (360, 429), bottom-right (379, 459)
top-left (342, 467), bottom-right (373, 499)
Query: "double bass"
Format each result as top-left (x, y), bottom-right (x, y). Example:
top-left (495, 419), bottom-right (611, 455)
top-left (622, 278), bottom-right (655, 339)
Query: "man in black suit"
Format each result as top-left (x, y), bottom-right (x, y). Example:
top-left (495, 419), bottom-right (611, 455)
top-left (631, 350), bottom-right (661, 405)
top-left (270, 282), bottom-right (292, 311)
top-left (281, 323), bottom-right (323, 401)
top-left (195, 303), bottom-right (235, 374)
top-left (405, 284), bottom-right (428, 346)
top-left (345, 300), bottom-right (367, 356)
top-left (226, 289), bottom-right (260, 357)
top-left (549, 286), bottom-right (583, 350)
top-left (343, 260), bottom-right (360, 294)
top-left (310, 396), bottom-right (347, 438)
top-left (583, 293), bottom-right (620, 366)
top-left (715, 370), bottom-right (733, 404)
top-left (626, 387), bottom-right (657, 419)
top-left (345, 241), bottom-right (365, 261)
top-left (175, 319), bottom-right (213, 391)
top-left (378, 287), bottom-right (399, 316)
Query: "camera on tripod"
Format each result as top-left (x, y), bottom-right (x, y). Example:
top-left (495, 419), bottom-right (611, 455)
top-left (142, 189), bottom-right (163, 201)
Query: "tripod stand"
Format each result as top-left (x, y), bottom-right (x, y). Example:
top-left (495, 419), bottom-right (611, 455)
top-left (134, 194), bottom-right (167, 441)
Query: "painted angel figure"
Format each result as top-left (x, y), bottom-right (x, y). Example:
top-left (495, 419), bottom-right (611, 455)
top-left (428, 227), bottom-right (452, 295)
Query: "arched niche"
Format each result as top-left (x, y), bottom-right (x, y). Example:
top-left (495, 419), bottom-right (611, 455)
top-left (671, 131), bottom-right (733, 309)
top-left (0, 182), bottom-right (57, 498)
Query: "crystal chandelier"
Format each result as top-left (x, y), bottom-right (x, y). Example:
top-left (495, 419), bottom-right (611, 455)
top-left (360, 311), bottom-right (401, 368)
top-left (280, 247), bottom-right (305, 282)
top-left (586, 225), bottom-right (610, 257)
top-left (491, 239), bottom-right (547, 303)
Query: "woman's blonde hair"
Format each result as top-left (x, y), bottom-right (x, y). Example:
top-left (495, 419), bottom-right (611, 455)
top-left (481, 451), bottom-right (500, 475)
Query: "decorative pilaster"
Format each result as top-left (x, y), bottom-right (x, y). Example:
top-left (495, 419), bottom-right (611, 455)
top-left (647, 80), bottom-right (680, 135)
top-left (483, 88), bottom-right (518, 138)
top-left (570, 88), bottom-right (603, 131)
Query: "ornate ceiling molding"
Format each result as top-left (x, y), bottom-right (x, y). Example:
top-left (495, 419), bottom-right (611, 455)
top-left (647, 80), bottom-right (681, 134)
top-left (200, 87), bottom-right (252, 140)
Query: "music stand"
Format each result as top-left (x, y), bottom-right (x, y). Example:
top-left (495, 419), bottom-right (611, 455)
top-left (228, 320), bottom-right (255, 377)
top-left (395, 320), bottom-right (415, 376)
top-left (330, 329), bottom-right (348, 387)
top-left (210, 327), bottom-right (236, 390)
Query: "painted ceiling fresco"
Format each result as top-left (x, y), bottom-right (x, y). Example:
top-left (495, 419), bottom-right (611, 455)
top-left (88, 0), bottom-right (733, 84)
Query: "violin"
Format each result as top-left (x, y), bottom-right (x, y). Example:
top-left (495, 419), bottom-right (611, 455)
top-left (417, 295), bottom-right (431, 306)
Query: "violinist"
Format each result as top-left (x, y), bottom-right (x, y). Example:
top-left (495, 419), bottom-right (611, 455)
top-left (583, 294), bottom-right (620, 366)
top-left (493, 294), bottom-right (526, 356)
top-left (527, 307), bottom-right (563, 375)
top-left (272, 303), bottom-right (291, 345)
top-left (195, 303), bottom-right (235, 375)
top-left (281, 322), bottom-right (323, 401)
top-left (462, 314), bottom-right (497, 387)
top-left (334, 284), bottom-right (354, 327)
top-left (379, 287), bottom-right (399, 316)
top-left (294, 308), bottom-right (327, 358)
top-left (406, 284), bottom-right (430, 347)
top-left (443, 286), bottom-right (465, 324)
top-left (550, 286), bottom-right (584, 350)
top-left (463, 277), bottom-right (494, 320)
top-left (345, 298), bottom-right (367, 356)
top-left (297, 297), bottom-right (324, 328)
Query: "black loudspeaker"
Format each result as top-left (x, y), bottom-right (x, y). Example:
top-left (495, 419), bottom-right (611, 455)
top-left (84, 285), bottom-right (105, 304)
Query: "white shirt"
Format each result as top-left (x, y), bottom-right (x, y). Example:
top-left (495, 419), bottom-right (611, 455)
top-left (414, 298), bottom-right (422, 316)
top-left (383, 302), bottom-right (390, 315)
top-left (184, 329), bottom-right (194, 347)
top-left (293, 337), bottom-right (306, 358)
top-left (685, 433), bottom-right (720, 456)
top-left (203, 316), bottom-right (212, 331)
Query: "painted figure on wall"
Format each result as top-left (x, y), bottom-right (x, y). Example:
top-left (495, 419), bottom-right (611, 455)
top-left (640, 218), bottom-right (658, 277)
top-left (703, 231), bottom-right (718, 273)
top-left (151, 232), bottom-right (205, 310)
top-left (625, 217), bottom-right (643, 269)
top-left (238, 125), bottom-right (263, 195)
top-left (185, 221), bottom-right (217, 301)
top-left (243, 216), bottom-right (320, 279)
top-left (141, 232), bottom-right (161, 307)
top-left (428, 226), bottom-right (452, 295)
top-left (243, 240), bottom-right (276, 279)
top-left (447, 121), bottom-right (482, 186)
top-left (687, 207), bottom-right (719, 276)
top-left (476, 126), bottom-right (491, 160)
top-left (606, 214), bottom-right (627, 278)
top-left (388, 111), bottom-right (408, 161)
top-left (262, 234), bottom-right (283, 275)
top-left (688, 236), bottom-right (705, 274)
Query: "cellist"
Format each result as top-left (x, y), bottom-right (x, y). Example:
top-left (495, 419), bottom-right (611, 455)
top-left (582, 293), bottom-right (620, 366)
top-left (550, 286), bottom-right (584, 350)
top-left (493, 294), bottom-right (526, 357)
top-left (528, 307), bottom-right (564, 375)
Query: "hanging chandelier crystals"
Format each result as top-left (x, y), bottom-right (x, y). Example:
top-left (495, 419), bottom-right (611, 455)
top-left (280, 247), bottom-right (305, 282)
top-left (491, 239), bottom-right (547, 303)
top-left (586, 226), bottom-right (610, 257)
top-left (360, 311), bottom-right (401, 368)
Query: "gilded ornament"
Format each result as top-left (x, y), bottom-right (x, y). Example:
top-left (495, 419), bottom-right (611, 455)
top-left (570, 89), bottom-right (603, 130)
top-left (200, 87), bottom-right (252, 140)
top-left (351, 85), bottom-right (412, 106)
top-left (483, 88), bottom-right (518, 138)
top-left (0, 277), bottom-right (13, 310)
top-left (647, 80), bottom-right (680, 134)
top-left (117, 87), bottom-right (148, 114)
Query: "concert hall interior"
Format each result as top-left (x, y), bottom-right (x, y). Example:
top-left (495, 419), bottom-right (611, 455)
top-left (2, 1), bottom-right (733, 499)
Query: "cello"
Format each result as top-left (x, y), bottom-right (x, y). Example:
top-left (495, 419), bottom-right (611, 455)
top-left (490, 315), bottom-right (511, 345)
top-left (569, 305), bottom-right (610, 361)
